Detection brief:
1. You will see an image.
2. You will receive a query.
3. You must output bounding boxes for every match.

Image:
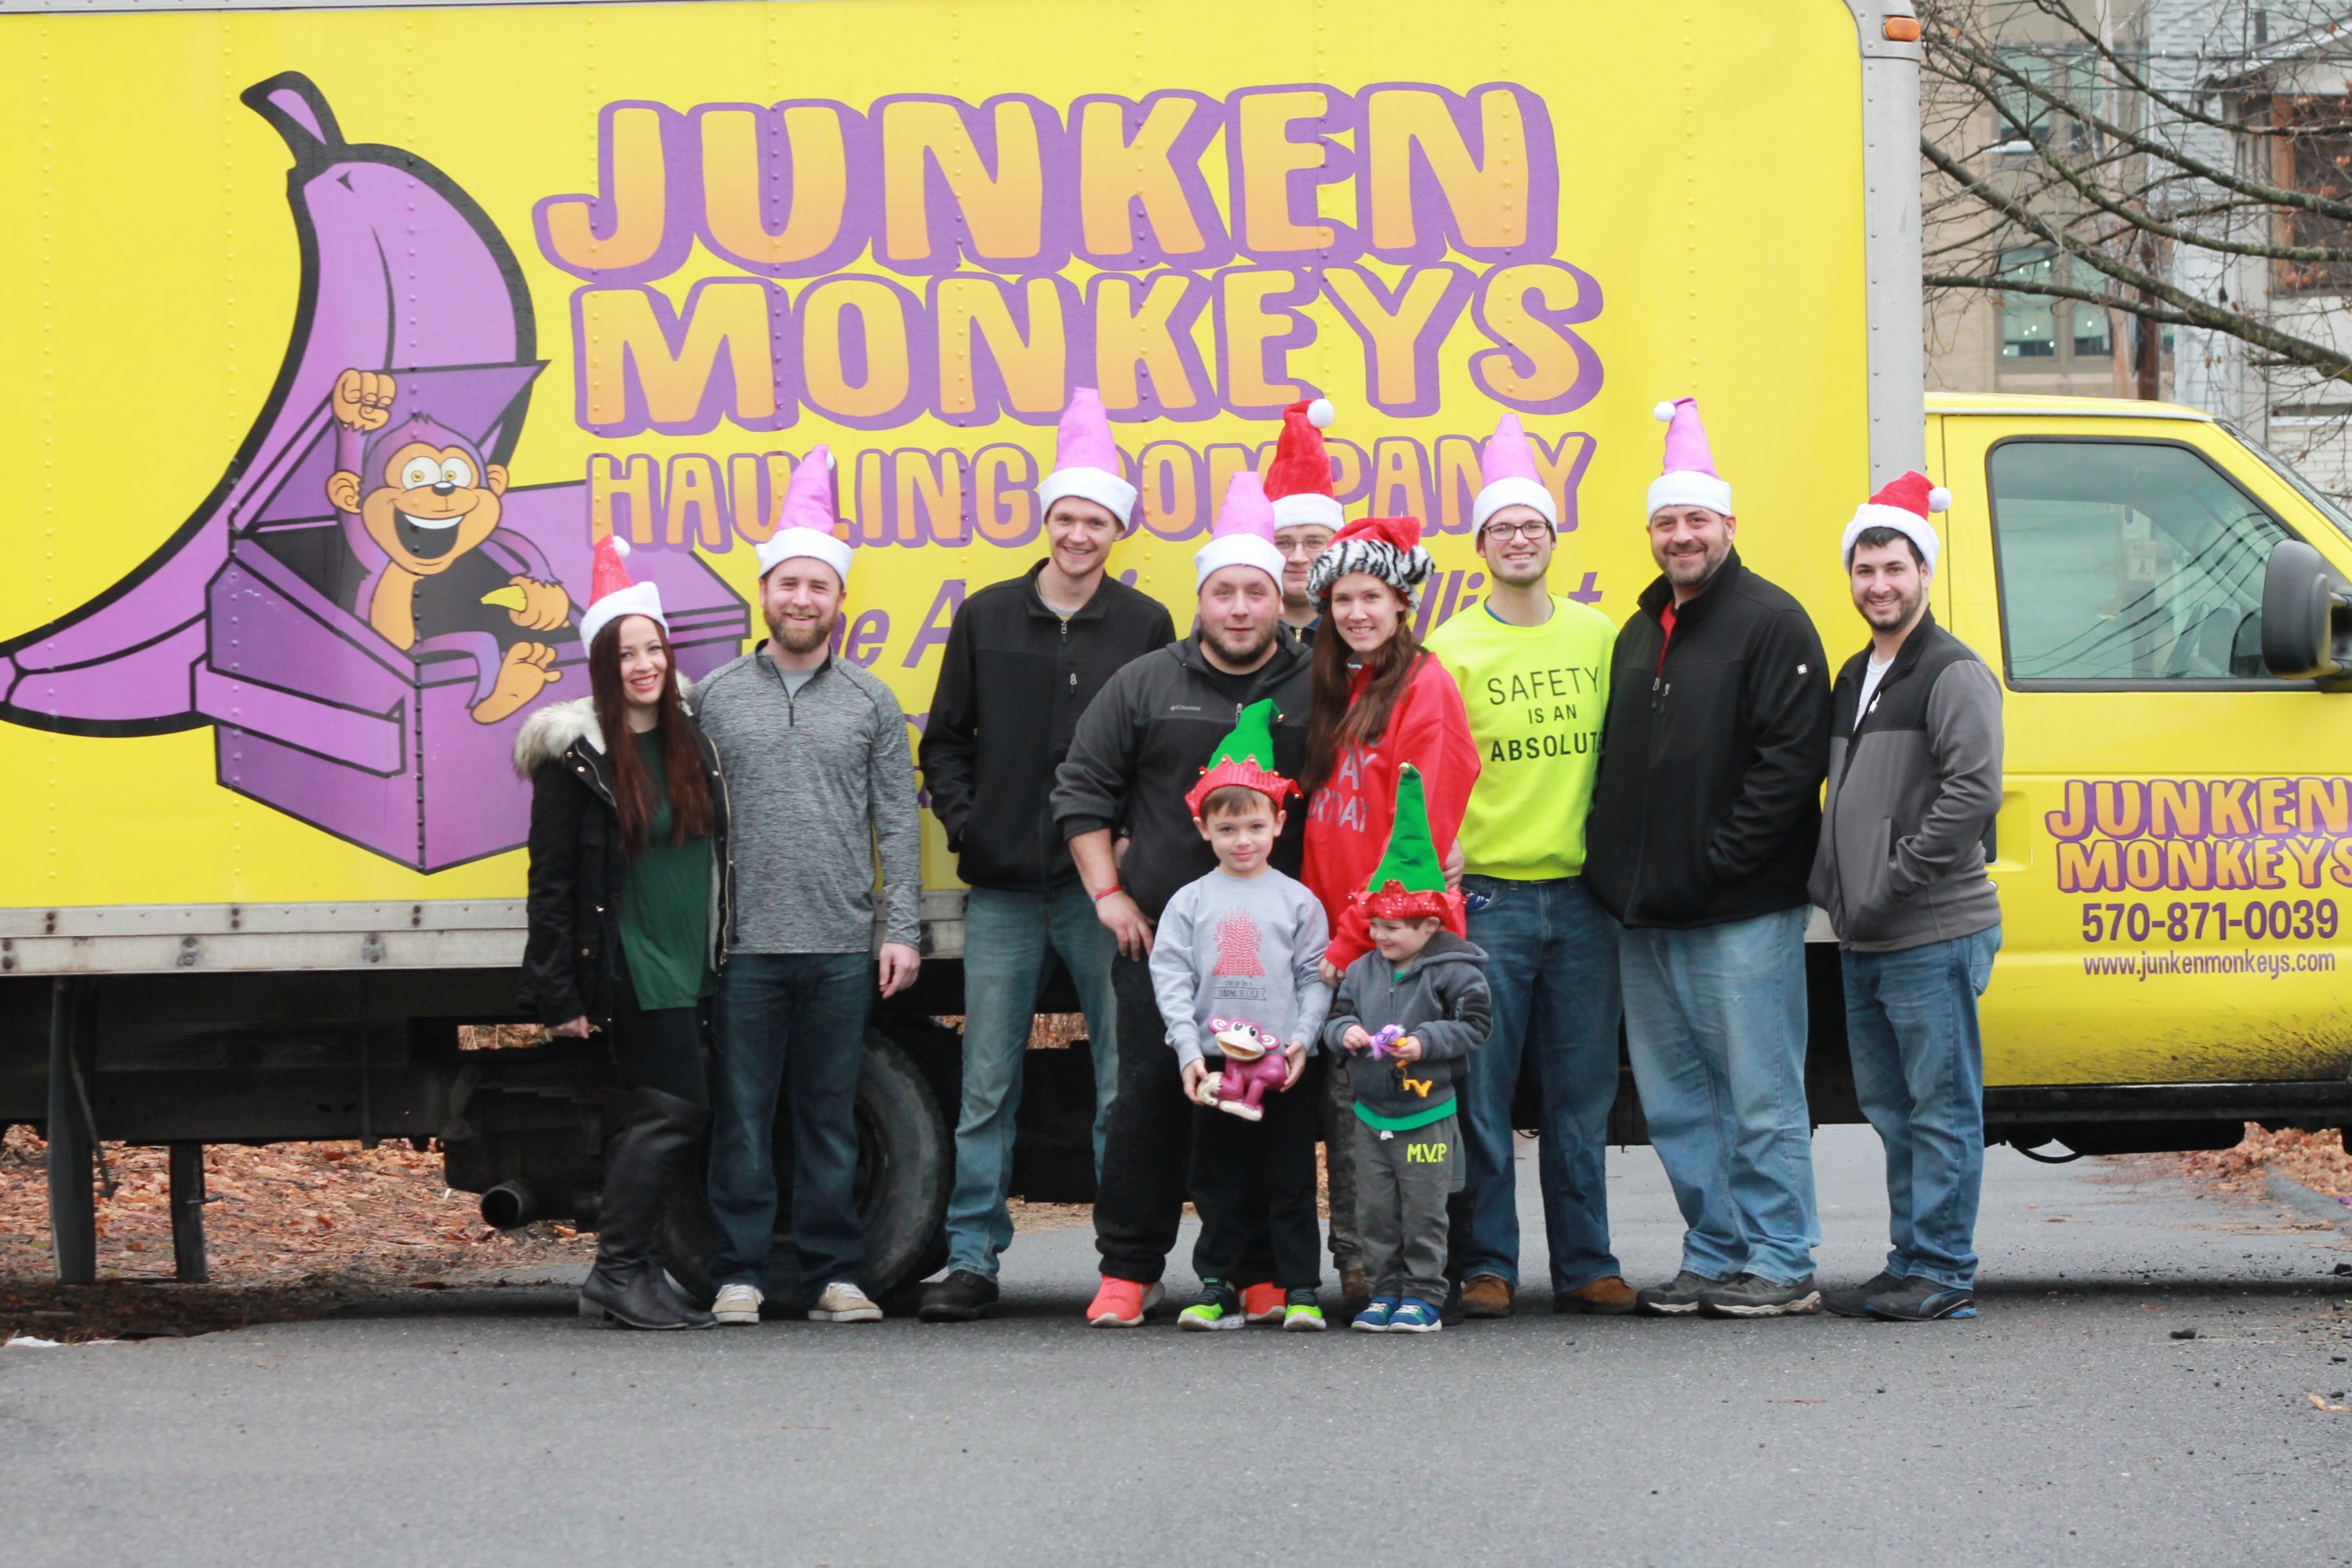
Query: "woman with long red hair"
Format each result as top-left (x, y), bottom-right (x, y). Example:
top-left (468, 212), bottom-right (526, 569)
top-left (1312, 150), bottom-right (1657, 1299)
top-left (517, 537), bottom-right (729, 1330)
top-left (1300, 517), bottom-right (1480, 981)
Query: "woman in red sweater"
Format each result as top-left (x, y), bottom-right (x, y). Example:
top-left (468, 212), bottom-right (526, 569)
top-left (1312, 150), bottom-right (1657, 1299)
top-left (1300, 516), bottom-right (1481, 978)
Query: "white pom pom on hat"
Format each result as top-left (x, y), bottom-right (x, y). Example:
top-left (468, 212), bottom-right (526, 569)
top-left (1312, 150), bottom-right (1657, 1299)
top-left (1927, 486), bottom-right (1952, 514)
top-left (1653, 401), bottom-right (1679, 422)
top-left (1307, 398), bottom-right (1335, 429)
top-left (610, 536), bottom-right (631, 560)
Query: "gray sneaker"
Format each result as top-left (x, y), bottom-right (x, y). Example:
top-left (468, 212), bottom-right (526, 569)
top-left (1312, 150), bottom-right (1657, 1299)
top-left (1635, 1269), bottom-right (1730, 1316)
top-left (1823, 1272), bottom-right (1904, 1319)
top-left (808, 1280), bottom-right (884, 1323)
top-left (1697, 1273), bottom-right (1823, 1318)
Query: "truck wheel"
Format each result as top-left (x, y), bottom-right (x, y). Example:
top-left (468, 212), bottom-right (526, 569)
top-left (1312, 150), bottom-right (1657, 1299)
top-left (654, 1027), bottom-right (950, 1306)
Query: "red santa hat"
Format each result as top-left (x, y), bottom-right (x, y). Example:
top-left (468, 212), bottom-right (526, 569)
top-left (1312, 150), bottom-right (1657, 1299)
top-left (1193, 470), bottom-right (1287, 589)
top-left (1035, 387), bottom-right (1138, 533)
top-left (1471, 412), bottom-right (1557, 532)
top-left (1646, 397), bottom-right (1733, 519)
top-left (755, 446), bottom-right (855, 584)
top-left (1307, 515), bottom-right (1435, 606)
top-left (1265, 397), bottom-right (1342, 531)
top-left (577, 535), bottom-right (665, 652)
top-left (1840, 470), bottom-right (1950, 572)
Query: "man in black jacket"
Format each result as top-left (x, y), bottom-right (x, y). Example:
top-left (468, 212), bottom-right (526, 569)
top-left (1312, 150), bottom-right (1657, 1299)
top-left (1051, 500), bottom-right (1313, 1326)
top-left (915, 397), bottom-right (1175, 1322)
top-left (1584, 397), bottom-right (1832, 1319)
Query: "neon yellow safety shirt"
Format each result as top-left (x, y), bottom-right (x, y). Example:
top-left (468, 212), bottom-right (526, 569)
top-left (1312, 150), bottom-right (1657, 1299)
top-left (1424, 594), bottom-right (1616, 881)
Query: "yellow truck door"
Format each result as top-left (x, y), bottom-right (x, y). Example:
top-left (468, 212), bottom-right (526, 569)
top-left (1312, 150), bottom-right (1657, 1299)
top-left (1936, 405), bottom-right (2352, 1088)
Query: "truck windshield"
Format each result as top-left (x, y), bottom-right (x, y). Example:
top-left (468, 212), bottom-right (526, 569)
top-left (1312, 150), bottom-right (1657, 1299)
top-left (2223, 423), bottom-right (2352, 546)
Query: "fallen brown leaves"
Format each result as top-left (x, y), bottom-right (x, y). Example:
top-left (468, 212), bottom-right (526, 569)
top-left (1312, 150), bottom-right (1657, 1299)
top-left (1, 1124), bottom-right (591, 1344)
top-left (2129, 1123), bottom-right (2352, 1203)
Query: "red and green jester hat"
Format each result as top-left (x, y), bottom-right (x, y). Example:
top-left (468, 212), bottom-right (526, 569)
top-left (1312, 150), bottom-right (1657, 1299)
top-left (1183, 698), bottom-right (1297, 819)
top-left (1352, 764), bottom-right (1462, 924)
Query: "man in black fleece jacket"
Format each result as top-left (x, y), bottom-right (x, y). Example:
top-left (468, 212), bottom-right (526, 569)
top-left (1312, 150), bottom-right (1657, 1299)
top-left (1051, 510), bottom-right (1312, 1323)
top-left (1585, 397), bottom-right (1831, 1320)
top-left (916, 503), bottom-right (1173, 1322)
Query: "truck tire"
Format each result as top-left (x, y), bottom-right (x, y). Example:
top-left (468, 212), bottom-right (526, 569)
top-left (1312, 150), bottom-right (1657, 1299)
top-left (656, 1027), bottom-right (950, 1306)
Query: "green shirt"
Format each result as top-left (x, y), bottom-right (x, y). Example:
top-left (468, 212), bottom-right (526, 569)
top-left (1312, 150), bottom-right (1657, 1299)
top-left (619, 729), bottom-right (715, 1011)
top-left (1425, 593), bottom-right (1615, 880)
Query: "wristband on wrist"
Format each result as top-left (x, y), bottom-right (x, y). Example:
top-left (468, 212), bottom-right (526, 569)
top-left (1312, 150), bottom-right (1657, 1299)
top-left (1091, 882), bottom-right (1123, 902)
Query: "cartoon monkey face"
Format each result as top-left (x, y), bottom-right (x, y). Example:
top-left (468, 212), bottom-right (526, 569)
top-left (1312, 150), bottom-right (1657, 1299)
top-left (328, 440), bottom-right (510, 575)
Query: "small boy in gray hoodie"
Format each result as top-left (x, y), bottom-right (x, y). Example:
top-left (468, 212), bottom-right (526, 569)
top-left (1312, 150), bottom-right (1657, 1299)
top-left (1322, 767), bottom-right (1491, 1334)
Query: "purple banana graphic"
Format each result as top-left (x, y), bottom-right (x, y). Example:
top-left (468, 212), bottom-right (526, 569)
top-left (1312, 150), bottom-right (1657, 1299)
top-left (0, 73), bottom-right (534, 732)
top-left (1, 74), bottom-right (747, 870)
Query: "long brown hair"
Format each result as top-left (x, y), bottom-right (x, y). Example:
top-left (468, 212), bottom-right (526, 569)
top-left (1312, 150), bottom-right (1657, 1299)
top-left (1303, 585), bottom-right (1425, 797)
top-left (588, 616), bottom-right (715, 857)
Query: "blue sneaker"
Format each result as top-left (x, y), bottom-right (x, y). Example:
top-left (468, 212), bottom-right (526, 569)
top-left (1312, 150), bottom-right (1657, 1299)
top-left (1352, 1296), bottom-right (1399, 1333)
top-left (1387, 1299), bottom-right (1443, 1334)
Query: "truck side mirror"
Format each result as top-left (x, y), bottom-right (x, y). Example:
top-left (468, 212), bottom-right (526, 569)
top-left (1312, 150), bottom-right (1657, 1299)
top-left (2259, 539), bottom-right (2352, 686)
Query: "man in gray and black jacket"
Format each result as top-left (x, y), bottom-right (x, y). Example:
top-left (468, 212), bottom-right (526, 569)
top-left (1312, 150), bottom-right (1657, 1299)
top-left (1809, 472), bottom-right (2003, 1324)
top-left (695, 492), bottom-right (923, 1330)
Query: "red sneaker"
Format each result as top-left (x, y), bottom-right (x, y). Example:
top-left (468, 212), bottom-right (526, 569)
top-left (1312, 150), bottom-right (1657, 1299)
top-left (1242, 1283), bottom-right (1287, 1324)
top-left (1086, 1276), bottom-right (1165, 1327)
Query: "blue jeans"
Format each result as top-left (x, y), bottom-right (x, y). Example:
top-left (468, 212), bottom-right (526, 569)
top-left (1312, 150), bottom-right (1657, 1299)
top-left (708, 951), bottom-right (874, 1292)
top-left (1460, 875), bottom-right (1624, 1291)
top-left (1843, 924), bottom-right (2000, 1290)
top-left (1619, 907), bottom-right (1818, 1285)
top-left (944, 883), bottom-right (1120, 1280)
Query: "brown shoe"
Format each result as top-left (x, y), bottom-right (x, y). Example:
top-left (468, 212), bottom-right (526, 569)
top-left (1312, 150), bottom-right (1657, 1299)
top-left (1553, 1275), bottom-right (1639, 1315)
top-left (1461, 1276), bottom-right (1514, 1318)
top-left (1339, 1268), bottom-right (1371, 1316)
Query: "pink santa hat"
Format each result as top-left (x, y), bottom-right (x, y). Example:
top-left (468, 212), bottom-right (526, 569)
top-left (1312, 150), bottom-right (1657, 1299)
top-left (577, 534), bottom-right (666, 652)
top-left (1646, 397), bottom-right (1733, 519)
top-left (754, 445), bottom-right (855, 584)
top-left (1193, 470), bottom-right (1286, 589)
top-left (1035, 387), bottom-right (1138, 532)
top-left (1841, 470), bottom-right (1950, 573)
top-left (1470, 412), bottom-right (1557, 532)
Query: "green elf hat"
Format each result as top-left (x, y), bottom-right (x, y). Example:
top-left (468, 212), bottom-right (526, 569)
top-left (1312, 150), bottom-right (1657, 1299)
top-left (1352, 764), bottom-right (1460, 921)
top-left (1183, 699), bottom-right (1297, 818)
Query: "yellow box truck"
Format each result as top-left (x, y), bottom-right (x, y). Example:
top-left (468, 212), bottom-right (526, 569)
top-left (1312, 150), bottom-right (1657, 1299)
top-left (4, 0), bottom-right (2344, 1294)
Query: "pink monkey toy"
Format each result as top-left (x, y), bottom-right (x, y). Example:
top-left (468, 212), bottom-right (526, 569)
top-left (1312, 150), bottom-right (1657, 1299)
top-left (1200, 1018), bottom-right (1291, 1122)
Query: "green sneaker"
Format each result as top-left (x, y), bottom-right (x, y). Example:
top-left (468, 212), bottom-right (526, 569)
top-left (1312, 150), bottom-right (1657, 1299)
top-left (1282, 1290), bottom-right (1327, 1333)
top-left (1178, 1280), bottom-right (1243, 1330)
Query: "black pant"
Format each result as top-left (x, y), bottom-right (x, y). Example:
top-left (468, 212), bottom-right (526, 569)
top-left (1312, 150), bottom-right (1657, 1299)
top-left (1094, 956), bottom-right (1272, 1285)
top-left (610, 967), bottom-right (709, 1108)
top-left (1189, 1065), bottom-right (1322, 1291)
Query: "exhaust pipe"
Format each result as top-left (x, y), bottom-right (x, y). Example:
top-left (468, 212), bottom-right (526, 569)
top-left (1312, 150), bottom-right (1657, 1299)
top-left (480, 1181), bottom-right (539, 1230)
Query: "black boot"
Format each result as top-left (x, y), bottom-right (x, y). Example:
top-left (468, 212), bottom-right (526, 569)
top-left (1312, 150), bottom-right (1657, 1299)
top-left (582, 1087), bottom-right (716, 1330)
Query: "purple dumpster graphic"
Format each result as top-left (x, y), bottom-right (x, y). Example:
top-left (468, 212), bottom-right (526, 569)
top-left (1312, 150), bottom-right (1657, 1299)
top-left (0, 74), bottom-right (750, 871)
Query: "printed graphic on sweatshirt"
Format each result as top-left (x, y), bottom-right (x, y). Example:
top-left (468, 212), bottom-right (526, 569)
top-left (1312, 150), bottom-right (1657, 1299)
top-left (1469, 657), bottom-right (1604, 764)
top-left (1213, 909), bottom-right (1266, 977)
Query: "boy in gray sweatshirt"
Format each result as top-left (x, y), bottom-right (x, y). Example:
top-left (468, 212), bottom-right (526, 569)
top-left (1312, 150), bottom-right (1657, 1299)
top-left (1148, 702), bottom-right (1334, 1331)
top-left (1322, 768), bottom-right (1493, 1334)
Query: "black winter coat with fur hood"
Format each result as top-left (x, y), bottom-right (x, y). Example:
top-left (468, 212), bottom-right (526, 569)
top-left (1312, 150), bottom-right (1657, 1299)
top-left (513, 690), bottom-right (731, 1028)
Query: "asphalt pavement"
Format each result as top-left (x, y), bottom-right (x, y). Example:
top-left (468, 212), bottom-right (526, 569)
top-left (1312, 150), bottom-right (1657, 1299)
top-left (5, 1125), bottom-right (2351, 1567)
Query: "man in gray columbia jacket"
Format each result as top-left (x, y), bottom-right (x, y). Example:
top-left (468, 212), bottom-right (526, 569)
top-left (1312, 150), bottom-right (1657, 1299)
top-left (694, 495), bottom-right (922, 1327)
top-left (1808, 473), bottom-right (2002, 1324)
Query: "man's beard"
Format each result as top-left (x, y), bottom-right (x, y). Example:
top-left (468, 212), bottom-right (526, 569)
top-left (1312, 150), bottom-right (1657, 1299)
top-left (1661, 541), bottom-right (1730, 589)
top-left (1203, 619), bottom-right (1276, 666)
top-left (768, 606), bottom-right (837, 655)
top-left (1861, 582), bottom-right (1925, 631)
top-left (1489, 553), bottom-right (1548, 588)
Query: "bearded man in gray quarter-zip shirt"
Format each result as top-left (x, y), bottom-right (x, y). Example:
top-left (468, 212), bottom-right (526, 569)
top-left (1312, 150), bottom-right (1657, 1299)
top-left (1809, 476), bottom-right (2003, 1325)
top-left (693, 502), bottom-right (921, 1327)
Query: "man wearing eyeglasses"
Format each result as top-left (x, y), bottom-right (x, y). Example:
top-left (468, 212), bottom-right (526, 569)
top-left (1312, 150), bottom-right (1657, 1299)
top-left (1422, 416), bottom-right (1631, 1319)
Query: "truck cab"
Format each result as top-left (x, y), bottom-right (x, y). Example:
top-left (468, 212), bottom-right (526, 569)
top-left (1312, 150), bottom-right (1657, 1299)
top-left (1918, 394), bottom-right (2352, 1151)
